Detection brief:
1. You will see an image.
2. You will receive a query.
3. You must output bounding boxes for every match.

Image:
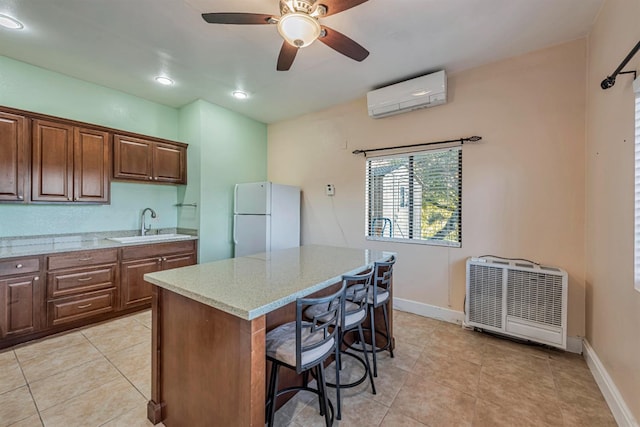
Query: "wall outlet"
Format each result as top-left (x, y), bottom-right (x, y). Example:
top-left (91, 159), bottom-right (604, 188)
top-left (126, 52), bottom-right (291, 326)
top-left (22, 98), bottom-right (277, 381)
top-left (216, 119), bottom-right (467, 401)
top-left (325, 184), bottom-right (335, 196)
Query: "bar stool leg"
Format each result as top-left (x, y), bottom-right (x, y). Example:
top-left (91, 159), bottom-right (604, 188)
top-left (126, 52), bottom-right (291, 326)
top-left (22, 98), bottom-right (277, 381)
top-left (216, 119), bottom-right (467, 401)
top-left (267, 363), bottom-right (280, 427)
top-left (369, 304), bottom-right (378, 377)
top-left (315, 366), bottom-right (325, 417)
top-left (335, 331), bottom-right (342, 420)
top-left (318, 363), bottom-right (332, 427)
top-left (357, 323), bottom-right (377, 395)
top-left (382, 303), bottom-right (394, 358)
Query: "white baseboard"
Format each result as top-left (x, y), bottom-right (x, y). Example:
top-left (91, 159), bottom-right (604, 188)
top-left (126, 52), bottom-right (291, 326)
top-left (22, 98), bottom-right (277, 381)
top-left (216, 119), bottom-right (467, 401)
top-left (393, 297), bottom-right (464, 325)
top-left (393, 298), bottom-right (583, 354)
top-left (583, 340), bottom-right (639, 427)
top-left (566, 336), bottom-right (583, 354)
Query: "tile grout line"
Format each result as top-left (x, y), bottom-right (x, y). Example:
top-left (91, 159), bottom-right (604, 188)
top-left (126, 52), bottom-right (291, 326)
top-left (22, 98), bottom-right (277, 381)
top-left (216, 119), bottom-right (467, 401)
top-left (80, 329), bottom-right (150, 402)
top-left (12, 349), bottom-right (45, 427)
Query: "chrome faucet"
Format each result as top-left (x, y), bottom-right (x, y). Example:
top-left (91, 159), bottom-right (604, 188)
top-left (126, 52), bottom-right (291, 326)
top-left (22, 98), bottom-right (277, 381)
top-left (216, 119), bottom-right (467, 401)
top-left (141, 208), bottom-right (157, 236)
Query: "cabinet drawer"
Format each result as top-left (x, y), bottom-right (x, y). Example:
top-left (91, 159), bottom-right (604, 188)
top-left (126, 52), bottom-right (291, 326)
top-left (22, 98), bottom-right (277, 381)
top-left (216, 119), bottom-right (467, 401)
top-left (47, 264), bottom-right (116, 298)
top-left (0, 258), bottom-right (40, 277)
top-left (48, 289), bottom-right (115, 326)
top-left (121, 240), bottom-right (196, 261)
top-left (48, 249), bottom-right (118, 270)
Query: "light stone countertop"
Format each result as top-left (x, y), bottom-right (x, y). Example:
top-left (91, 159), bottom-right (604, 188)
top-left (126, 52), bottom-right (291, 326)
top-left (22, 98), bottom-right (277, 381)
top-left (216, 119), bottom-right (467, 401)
top-left (0, 229), bottom-right (198, 259)
top-left (144, 245), bottom-right (395, 320)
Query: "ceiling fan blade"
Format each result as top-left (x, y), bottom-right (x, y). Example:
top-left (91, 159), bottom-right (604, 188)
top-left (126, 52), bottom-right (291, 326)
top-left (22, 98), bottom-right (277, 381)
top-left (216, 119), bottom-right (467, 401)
top-left (202, 13), bottom-right (274, 25)
top-left (277, 42), bottom-right (298, 71)
top-left (319, 26), bottom-right (369, 62)
top-left (319, 0), bottom-right (368, 17)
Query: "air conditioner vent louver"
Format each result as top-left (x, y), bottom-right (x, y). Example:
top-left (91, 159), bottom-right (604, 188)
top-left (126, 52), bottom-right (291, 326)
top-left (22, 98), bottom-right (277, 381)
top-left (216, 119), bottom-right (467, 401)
top-left (506, 270), bottom-right (563, 327)
top-left (468, 264), bottom-right (503, 328)
top-left (465, 257), bottom-right (568, 349)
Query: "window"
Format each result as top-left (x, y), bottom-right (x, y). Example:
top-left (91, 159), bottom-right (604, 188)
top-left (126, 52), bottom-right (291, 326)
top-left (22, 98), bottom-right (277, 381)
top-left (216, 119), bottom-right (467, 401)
top-left (634, 77), bottom-right (640, 292)
top-left (365, 147), bottom-right (462, 247)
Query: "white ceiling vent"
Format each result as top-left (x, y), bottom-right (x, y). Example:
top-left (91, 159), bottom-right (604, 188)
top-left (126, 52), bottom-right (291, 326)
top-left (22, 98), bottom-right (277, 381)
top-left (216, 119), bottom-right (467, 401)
top-left (367, 70), bottom-right (447, 119)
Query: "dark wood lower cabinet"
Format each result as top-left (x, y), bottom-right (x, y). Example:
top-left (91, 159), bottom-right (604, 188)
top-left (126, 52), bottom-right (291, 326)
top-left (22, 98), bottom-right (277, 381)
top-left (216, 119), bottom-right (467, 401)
top-left (121, 257), bottom-right (162, 309)
top-left (48, 288), bottom-right (116, 326)
top-left (0, 274), bottom-right (41, 339)
top-left (0, 240), bottom-right (197, 349)
top-left (121, 241), bottom-right (197, 310)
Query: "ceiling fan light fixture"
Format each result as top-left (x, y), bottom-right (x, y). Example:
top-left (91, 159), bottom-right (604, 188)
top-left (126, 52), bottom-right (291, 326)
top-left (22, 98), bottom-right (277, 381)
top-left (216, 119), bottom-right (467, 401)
top-left (277, 13), bottom-right (321, 48)
top-left (0, 14), bottom-right (24, 30)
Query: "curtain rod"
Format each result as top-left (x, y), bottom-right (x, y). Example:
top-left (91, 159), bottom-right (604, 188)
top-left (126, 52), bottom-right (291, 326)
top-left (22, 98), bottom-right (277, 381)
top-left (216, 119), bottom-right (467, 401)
top-left (352, 135), bottom-right (482, 156)
top-left (601, 39), bottom-right (640, 89)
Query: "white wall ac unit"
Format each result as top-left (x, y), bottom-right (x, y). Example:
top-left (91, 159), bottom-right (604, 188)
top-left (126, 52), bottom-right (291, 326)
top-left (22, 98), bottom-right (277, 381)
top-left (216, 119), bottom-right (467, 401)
top-left (367, 70), bottom-right (447, 118)
top-left (465, 257), bottom-right (568, 349)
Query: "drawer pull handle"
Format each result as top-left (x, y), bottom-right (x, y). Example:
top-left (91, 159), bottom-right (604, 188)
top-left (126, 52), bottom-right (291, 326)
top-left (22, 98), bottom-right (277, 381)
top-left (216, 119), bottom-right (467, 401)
top-left (77, 303), bottom-right (92, 309)
top-left (78, 257), bottom-right (93, 261)
top-left (16, 264), bottom-right (23, 269)
top-left (77, 277), bottom-right (93, 282)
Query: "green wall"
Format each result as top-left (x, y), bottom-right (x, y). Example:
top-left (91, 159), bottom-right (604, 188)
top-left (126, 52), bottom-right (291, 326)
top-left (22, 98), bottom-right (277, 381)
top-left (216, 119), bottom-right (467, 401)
top-left (178, 100), bottom-right (267, 262)
top-left (0, 55), bottom-right (268, 253)
top-left (0, 55), bottom-right (181, 237)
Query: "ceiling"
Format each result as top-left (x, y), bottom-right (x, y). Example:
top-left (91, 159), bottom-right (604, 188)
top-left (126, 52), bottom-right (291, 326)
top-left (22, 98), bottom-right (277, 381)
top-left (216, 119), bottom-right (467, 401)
top-left (0, 0), bottom-right (603, 124)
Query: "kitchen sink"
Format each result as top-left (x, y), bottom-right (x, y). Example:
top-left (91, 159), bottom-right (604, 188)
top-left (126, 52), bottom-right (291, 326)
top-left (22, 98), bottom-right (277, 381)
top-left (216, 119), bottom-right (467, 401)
top-left (107, 234), bottom-right (194, 244)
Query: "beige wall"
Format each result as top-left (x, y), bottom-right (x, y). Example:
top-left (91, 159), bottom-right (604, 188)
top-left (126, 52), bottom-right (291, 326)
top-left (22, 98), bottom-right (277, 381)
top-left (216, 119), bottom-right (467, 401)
top-left (586, 0), bottom-right (640, 421)
top-left (268, 40), bottom-right (587, 339)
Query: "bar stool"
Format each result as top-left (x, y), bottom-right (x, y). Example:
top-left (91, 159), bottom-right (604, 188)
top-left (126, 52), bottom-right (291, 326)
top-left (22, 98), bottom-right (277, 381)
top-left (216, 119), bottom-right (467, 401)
top-left (305, 270), bottom-right (377, 420)
top-left (367, 255), bottom-right (396, 377)
top-left (265, 282), bottom-right (346, 427)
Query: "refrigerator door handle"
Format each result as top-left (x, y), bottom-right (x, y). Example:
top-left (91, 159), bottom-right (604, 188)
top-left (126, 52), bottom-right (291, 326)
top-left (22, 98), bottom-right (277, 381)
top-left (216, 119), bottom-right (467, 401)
top-left (233, 184), bottom-right (239, 215)
top-left (233, 216), bottom-right (238, 245)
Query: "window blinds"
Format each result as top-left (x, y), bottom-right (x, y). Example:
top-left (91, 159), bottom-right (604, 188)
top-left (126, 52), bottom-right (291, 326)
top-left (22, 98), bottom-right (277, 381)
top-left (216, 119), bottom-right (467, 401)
top-left (634, 78), bottom-right (640, 291)
top-left (365, 147), bottom-right (462, 247)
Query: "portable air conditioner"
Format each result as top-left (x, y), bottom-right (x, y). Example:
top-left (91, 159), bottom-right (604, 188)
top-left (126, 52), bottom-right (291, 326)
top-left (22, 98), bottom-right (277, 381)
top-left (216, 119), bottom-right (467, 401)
top-left (367, 70), bottom-right (447, 118)
top-left (465, 256), bottom-right (568, 349)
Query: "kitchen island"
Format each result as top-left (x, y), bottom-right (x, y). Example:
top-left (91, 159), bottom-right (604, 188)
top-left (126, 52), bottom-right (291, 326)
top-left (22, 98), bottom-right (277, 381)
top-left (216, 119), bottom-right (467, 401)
top-left (143, 245), bottom-right (395, 427)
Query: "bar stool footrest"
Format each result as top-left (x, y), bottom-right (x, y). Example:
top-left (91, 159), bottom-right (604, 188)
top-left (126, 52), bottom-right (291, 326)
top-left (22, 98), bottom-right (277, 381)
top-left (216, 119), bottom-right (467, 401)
top-left (343, 328), bottom-right (392, 354)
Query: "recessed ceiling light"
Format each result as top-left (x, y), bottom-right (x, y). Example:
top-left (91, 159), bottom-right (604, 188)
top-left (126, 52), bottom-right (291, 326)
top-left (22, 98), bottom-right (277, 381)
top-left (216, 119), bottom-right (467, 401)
top-left (155, 76), bottom-right (174, 86)
top-left (0, 14), bottom-right (24, 30)
top-left (232, 90), bottom-right (249, 100)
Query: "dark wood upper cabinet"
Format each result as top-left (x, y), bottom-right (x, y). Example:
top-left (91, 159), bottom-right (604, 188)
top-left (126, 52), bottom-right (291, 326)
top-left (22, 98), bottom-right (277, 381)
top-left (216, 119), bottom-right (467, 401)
top-left (114, 134), bottom-right (186, 184)
top-left (74, 127), bottom-right (110, 202)
top-left (0, 106), bottom-right (188, 205)
top-left (154, 142), bottom-right (185, 183)
top-left (0, 111), bottom-right (29, 202)
top-left (32, 120), bottom-right (110, 203)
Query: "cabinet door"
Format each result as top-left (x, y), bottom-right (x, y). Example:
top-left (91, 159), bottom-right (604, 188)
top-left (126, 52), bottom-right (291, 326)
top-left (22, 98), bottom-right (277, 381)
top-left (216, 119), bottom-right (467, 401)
top-left (120, 257), bottom-right (162, 309)
top-left (74, 128), bottom-right (110, 203)
top-left (0, 111), bottom-right (28, 202)
top-left (153, 142), bottom-right (186, 184)
top-left (32, 119), bottom-right (74, 202)
top-left (0, 275), bottom-right (41, 338)
top-left (162, 252), bottom-right (196, 271)
top-left (113, 134), bottom-right (153, 181)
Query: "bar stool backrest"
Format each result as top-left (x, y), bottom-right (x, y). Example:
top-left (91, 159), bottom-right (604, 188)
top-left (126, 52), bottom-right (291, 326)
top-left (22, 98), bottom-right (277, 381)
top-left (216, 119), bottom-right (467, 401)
top-left (372, 255), bottom-right (396, 308)
top-left (343, 269), bottom-right (374, 319)
top-left (295, 282), bottom-right (346, 373)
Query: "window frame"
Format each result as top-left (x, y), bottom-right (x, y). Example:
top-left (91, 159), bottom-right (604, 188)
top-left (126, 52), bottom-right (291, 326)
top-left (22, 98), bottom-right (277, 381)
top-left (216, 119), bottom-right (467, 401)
top-left (633, 77), bottom-right (640, 292)
top-left (365, 146), bottom-right (463, 248)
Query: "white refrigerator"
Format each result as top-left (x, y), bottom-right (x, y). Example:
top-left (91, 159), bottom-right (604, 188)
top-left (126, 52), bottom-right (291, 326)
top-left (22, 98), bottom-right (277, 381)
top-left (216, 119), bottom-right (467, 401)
top-left (233, 182), bottom-right (300, 257)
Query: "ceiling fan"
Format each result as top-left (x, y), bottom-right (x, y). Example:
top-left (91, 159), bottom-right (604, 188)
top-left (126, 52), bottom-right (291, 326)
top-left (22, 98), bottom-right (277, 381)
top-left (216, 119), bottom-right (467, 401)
top-left (202, 0), bottom-right (370, 71)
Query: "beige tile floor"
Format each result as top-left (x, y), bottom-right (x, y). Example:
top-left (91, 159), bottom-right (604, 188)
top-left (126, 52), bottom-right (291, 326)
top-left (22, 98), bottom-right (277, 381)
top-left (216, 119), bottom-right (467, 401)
top-left (0, 310), bottom-right (616, 427)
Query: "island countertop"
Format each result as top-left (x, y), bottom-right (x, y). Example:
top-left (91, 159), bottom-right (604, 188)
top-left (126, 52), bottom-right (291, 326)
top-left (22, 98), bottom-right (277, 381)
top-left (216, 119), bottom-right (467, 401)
top-left (143, 244), bottom-right (395, 320)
